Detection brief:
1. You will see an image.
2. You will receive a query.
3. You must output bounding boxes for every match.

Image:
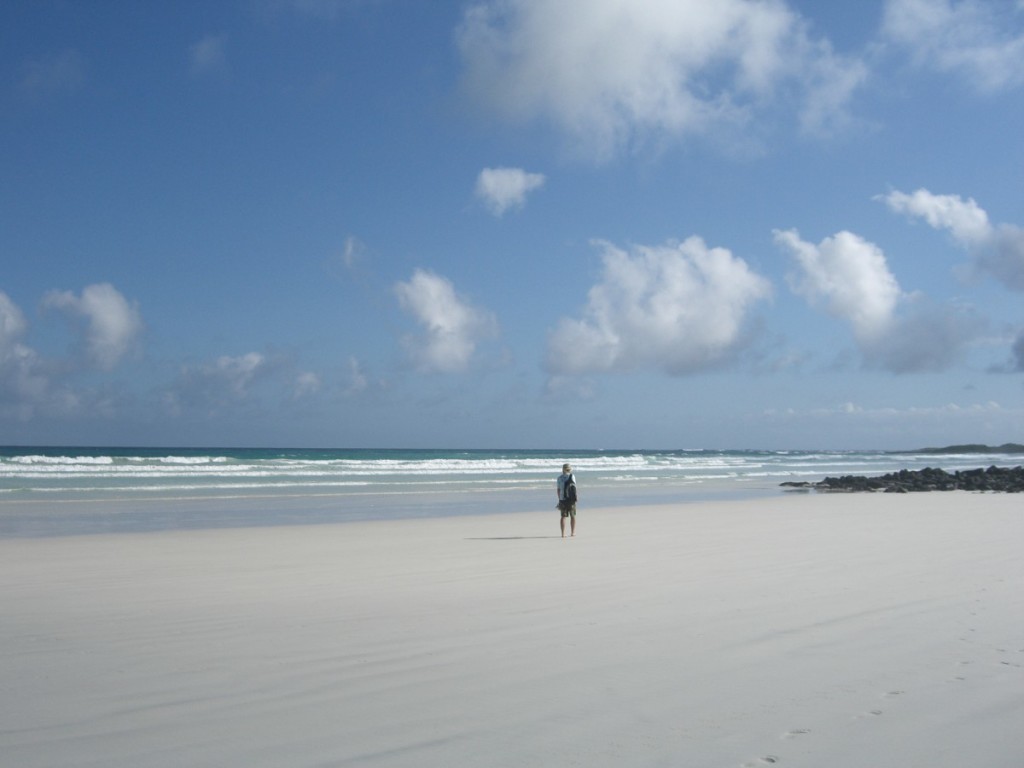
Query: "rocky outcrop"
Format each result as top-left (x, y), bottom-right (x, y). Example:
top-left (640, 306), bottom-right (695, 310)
top-left (781, 465), bottom-right (1024, 493)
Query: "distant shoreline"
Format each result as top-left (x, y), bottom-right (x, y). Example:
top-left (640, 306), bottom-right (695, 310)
top-left (907, 442), bottom-right (1024, 454)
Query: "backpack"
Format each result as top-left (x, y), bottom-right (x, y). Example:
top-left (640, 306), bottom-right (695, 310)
top-left (564, 474), bottom-right (577, 504)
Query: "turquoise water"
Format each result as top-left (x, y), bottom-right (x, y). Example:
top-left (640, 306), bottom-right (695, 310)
top-left (1, 446), bottom-right (1019, 536)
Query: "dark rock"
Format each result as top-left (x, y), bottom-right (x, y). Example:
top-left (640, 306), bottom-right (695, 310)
top-left (782, 465), bottom-right (1024, 493)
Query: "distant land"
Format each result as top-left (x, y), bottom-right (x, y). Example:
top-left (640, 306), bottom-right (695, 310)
top-left (910, 443), bottom-right (1024, 455)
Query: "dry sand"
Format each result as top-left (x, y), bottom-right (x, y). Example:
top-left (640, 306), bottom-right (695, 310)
top-left (1, 492), bottom-right (1021, 767)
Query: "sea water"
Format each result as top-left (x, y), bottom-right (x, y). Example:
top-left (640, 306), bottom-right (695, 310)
top-left (0, 446), bottom-right (1018, 536)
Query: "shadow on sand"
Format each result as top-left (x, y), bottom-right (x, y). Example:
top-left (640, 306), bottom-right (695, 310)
top-left (464, 536), bottom-right (563, 541)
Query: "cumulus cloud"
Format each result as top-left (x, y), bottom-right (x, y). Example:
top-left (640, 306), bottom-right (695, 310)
top-left (293, 371), bottom-right (322, 399)
top-left (882, 0), bottom-right (1024, 91)
top-left (475, 167), bottom-right (546, 216)
top-left (394, 269), bottom-right (498, 372)
top-left (777, 229), bottom-right (902, 341)
top-left (546, 237), bottom-right (772, 375)
top-left (882, 188), bottom-right (1024, 290)
top-left (0, 292), bottom-right (28, 349)
top-left (797, 44), bottom-right (871, 136)
top-left (207, 352), bottom-right (266, 396)
top-left (881, 188), bottom-right (991, 244)
top-left (456, 0), bottom-right (867, 159)
top-left (777, 228), bottom-right (982, 372)
top-left (43, 283), bottom-right (143, 370)
top-left (168, 352), bottom-right (271, 414)
top-left (0, 291), bottom-right (69, 421)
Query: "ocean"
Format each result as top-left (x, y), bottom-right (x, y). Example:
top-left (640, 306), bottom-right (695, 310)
top-left (1, 446), bottom-right (1019, 537)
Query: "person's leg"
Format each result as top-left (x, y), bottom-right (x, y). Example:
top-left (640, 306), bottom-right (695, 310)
top-left (570, 512), bottom-right (576, 536)
top-left (560, 514), bottom-right (566, 537)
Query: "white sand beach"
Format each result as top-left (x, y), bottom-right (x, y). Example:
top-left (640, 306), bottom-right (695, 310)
top-left (1, 492), bottom-right (1021, 767)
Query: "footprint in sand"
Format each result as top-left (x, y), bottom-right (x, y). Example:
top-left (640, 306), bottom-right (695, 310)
top-left (742, 756), bottom-right (780, 766)
top-left (742, 729), bottom-right (810, 765)
top-left (853, 691), bottom-right (905, 721)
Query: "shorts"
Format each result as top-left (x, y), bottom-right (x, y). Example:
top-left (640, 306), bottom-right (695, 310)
top-left (558, 501), bottom-right (576, 518)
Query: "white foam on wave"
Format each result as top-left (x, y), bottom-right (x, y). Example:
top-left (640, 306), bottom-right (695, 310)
top-left (3, 449), bottom-right (1014, 502)
top-left (7, 455), bottom-right (114, 465)
top-left (152, 456), bottom-right (230, 464)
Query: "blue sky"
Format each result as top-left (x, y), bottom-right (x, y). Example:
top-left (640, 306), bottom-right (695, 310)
top-left (2, 0), bottom-right (1023, 449)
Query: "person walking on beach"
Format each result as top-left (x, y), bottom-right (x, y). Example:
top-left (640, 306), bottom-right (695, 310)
top-left (556, 463), bottom-right (577, 537)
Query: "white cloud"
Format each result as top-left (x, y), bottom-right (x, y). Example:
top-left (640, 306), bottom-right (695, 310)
top-left (777, 228), bottom-right (982, 372)
top-left (797, 44), bottom-right (871, 136)
top-left (881, 188), bottom-right (992, 245)
top-left (293, 371), bottom-right (322, 399)
top-left (456, 0), bottom-right (867, 159)
top-left (190, 35), bottom-right (228, 78)
top-left (394, 269), bottom-right (498, 372)
top-left (0, 292), bottom-right (28, 350)
top-left (546, 237), bottom-right (772, 375)
top-left (208, 352), bottom-right (267, 396)
top-left (882, 0), bottom-right (1024, 91)
top-left (776, 229), bottom-right (902, 341)
top-left (343, 356), bottom-right (368, 395)
top-left (0, 292), bottom-right (68, 421)
top-left (168, 352), bottom-right (270, 414)
top-left (475, 167), bottom-right (546, 216)
top-left (340, 235), bottom-right (364, 269)
top-left (43, 283), bottom-right (143, 370)
top-left (882, 188), bottom-right (1024, 291)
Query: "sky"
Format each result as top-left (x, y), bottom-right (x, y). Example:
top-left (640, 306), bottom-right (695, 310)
top-left (2, 0), bottom-right (1023, 450)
